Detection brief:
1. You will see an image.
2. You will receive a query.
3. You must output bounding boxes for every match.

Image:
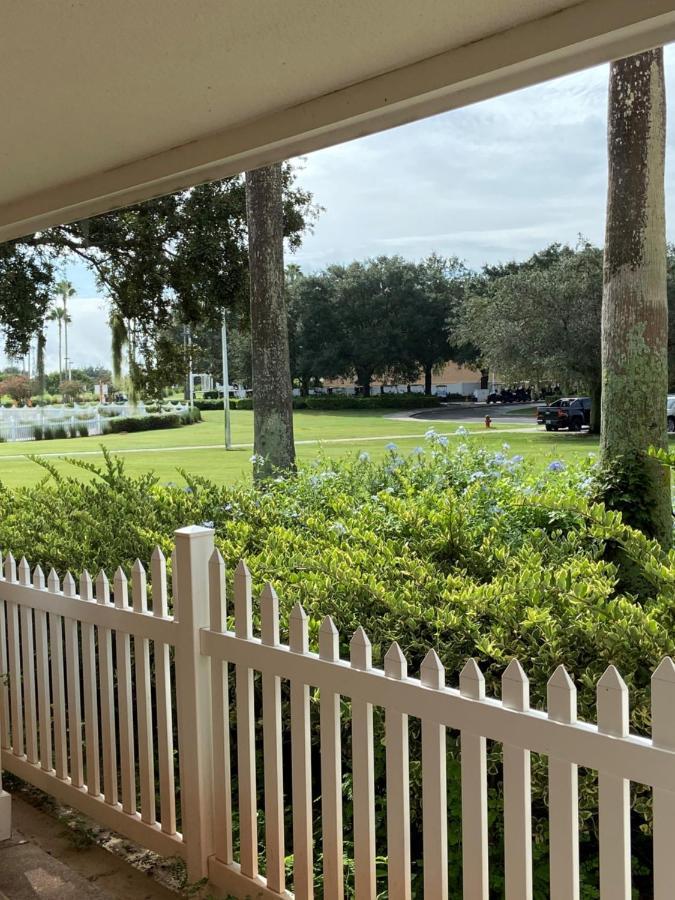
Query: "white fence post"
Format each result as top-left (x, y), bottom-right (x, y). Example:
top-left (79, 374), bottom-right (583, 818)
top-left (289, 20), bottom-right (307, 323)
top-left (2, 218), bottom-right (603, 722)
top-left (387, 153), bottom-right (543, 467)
top-left (174, 525), bottom-right (216, 882)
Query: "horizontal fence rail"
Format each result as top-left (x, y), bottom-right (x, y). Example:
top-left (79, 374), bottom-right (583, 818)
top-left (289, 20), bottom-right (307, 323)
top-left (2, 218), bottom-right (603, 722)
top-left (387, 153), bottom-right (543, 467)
top-left (1, 525), bottom-right (675, 899)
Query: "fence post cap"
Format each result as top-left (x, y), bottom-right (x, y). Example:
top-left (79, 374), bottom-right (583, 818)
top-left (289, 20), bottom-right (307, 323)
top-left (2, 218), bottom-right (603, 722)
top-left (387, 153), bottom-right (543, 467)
top-left (174, 525), bottom-right (214, 537)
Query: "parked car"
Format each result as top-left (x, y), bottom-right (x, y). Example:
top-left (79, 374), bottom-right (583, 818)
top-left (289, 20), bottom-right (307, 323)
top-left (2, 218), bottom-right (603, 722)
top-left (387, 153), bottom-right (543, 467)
top-left (537, 397), bottom-right (591, 431)
top-left (668, 395), bottom-right (675, 433)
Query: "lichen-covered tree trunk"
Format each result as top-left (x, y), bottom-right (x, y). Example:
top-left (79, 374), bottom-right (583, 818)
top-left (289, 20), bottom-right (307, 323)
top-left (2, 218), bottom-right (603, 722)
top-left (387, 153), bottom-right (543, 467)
top-left (246, 164), bottom-right (296, 478)
top-left (589, 378), bottom-right (601, 434)
top-left (601, 49), bottom-right (670, 545)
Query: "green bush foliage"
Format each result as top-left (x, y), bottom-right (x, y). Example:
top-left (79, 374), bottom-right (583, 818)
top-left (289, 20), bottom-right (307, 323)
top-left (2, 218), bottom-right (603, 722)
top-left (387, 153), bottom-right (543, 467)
top-left (0, 439), bottom-right (671, 893)
top-left (199, 394), bottom-right (444, 412)
top-left (106, 408), bottom-right (201, 434)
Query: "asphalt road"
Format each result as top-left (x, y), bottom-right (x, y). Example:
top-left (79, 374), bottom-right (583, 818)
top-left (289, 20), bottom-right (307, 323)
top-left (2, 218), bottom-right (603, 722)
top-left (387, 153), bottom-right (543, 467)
top-left (412, 402), bottom-right (539, 426)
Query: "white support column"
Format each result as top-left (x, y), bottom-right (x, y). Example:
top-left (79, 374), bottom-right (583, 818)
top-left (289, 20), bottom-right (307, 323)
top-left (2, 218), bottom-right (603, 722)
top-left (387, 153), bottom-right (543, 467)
top-left (174, 525), bottom-right (216, 881)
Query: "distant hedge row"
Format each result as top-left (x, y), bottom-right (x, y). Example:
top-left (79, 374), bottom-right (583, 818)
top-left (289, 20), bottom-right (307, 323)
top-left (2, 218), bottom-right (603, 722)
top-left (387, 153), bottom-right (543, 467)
top-left (195, 394), bottom-right (446, 412)
top-left (104, 408), bottom-right (202, 434)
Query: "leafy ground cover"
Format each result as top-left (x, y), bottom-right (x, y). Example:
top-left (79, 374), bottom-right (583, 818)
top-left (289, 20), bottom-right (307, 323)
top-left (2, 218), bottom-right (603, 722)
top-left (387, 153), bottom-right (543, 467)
top-left (0, 431), bottom-right (672, 894)
top-left (0, 408), bottom-right (593, 488)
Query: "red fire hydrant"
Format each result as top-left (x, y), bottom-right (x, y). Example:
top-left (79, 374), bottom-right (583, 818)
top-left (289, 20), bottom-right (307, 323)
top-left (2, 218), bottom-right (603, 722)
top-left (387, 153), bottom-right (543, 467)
top-left (485, 415), bottom-right (492, 429)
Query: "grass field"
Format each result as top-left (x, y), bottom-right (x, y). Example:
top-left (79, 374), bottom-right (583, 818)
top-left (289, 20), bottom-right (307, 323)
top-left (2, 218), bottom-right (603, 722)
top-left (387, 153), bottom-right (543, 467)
top-left (0, 409), bottom-right (602, 489)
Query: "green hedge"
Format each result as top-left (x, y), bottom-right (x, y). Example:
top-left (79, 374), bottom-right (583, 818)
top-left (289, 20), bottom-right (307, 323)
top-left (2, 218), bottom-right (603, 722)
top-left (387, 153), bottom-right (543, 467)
top-left (197, 394), bottom-right (443, 411)
top-left (0, 441), bottom-right (671, 893)
top-left (105, 408), bottom-right (201, 434)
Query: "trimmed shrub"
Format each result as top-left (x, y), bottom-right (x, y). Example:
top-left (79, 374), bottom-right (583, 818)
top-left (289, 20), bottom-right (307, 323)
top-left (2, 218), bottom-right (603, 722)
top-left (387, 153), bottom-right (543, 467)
top-left (107, 408), bottom-right (201, 434)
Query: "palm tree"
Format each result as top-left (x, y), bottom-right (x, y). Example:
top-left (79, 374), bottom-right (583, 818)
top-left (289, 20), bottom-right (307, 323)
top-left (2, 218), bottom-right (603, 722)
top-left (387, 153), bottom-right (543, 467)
top-left (47, 306), bottom-right (71, 380)
top-left (54, 280), bottom-right (75, 379)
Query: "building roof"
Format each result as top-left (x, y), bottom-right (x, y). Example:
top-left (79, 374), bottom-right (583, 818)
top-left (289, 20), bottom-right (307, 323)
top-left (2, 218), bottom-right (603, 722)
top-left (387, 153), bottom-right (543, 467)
top-left (1, 0), bottom-right (673, 241)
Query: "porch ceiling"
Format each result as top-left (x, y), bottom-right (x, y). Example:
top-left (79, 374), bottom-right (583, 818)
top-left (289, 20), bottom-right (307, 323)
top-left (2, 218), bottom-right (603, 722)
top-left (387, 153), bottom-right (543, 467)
top-left (1, 0), bottom-right (674, 242)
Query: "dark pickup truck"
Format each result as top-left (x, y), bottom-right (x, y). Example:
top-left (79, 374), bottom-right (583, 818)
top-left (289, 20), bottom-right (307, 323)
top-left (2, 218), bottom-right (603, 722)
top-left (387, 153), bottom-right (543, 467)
top-left (537, 397), bottom-right (591, 431)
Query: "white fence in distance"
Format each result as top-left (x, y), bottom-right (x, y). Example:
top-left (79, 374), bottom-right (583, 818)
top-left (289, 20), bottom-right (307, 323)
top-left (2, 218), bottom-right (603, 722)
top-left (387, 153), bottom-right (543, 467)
top-left (0, 526), bottom-right (675, 898)
top-left (0, 400), bottom-right (190, 442)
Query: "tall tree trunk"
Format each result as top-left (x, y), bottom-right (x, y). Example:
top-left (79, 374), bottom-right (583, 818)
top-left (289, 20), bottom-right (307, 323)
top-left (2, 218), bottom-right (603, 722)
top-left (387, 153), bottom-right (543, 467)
top-left (601, 49), bottom-right (670, 545)
top-left (424, 364), bottom-right (433, 396)
top-left (246, 163), bottom-right (295, 478)
top-left (356, 370), bottom-right (372, 397)
top-left (58, 321), bottom-right (62, 381)
top-left (589, 377), bottom-right (601, 435)
top-left (37, 331), bottom-right (46, 397)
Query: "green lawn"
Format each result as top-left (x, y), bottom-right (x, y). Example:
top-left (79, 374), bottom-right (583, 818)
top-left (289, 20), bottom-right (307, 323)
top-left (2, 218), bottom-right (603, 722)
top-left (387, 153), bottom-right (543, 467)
top-left (0, 409), bottom-right (600, 489)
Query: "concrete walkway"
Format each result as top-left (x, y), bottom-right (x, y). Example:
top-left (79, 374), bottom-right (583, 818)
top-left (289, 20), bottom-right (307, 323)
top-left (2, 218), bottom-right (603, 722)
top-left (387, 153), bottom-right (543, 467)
top-left (0, 797), bottom-right (179, 900)
top-left (0, 828), bottom-right (111, 899)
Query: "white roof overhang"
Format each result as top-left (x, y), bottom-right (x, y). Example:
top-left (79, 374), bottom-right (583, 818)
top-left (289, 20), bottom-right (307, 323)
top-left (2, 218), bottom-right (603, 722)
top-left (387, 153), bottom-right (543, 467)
top-left (1, 0), bottom-right (674, 242)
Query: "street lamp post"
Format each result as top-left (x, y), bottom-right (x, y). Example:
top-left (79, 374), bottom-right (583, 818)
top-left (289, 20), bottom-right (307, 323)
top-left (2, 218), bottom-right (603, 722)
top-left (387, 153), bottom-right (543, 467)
top-left (221, 314), bottom-right (232, 450)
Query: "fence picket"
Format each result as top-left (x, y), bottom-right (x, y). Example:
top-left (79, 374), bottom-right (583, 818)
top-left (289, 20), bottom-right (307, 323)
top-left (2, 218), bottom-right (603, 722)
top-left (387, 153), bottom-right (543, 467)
top-left (234, 560), bottom-right (257, 879)
top-left (460, 659), bottom-right (488, 900)
top-left (80, 571), bottom-right (100, 797)
top-left (133, 559), bottom-right (155, 825)
top-left (114, 567), bottom-right (136, 815)
top-left (384, 642), bottom-right (411, 900)
top-left (421, 649), bottom-right (448, 900)
top-left (63, 572), bottom-right (84, 788)
top-left (5, 554), bottom-right (23, 758)
top-left (351, 626), bottom-right (376, 900)
top-left (19, 557), bottom-right (37, 764)
top-left (319, 616), bottom-right (343, 900)
top-left (151, 547), bottom-right (176, 835)
top-left (96, 570), bottom-right (118, 805)
top-left (597, 665), bottom-right (630, 899)
top-left (208, 547), bottom-right (231, 861)
top-left (0, 555), bottom-right (9, 750)
top-left (260, 583), bottom-right (285, 893)
top-left (32, 566), bottom-right (52, 772)
top-left (48, 568), bottom-right (67, 780)
top-left (652, 657), bottom-right (675, 900)
top-left (502, 659), bottom-right (532, 900)
top-left (290, 602), bottom-right (313, 899)
top-left (547, 665), bottom-right (579, 900)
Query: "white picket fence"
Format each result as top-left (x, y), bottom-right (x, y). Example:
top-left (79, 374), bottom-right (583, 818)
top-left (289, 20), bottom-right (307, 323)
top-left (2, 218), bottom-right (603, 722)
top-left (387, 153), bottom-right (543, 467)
top-left (1, 526), bottom-right (675, 898)
top-left (0, 401), bottom-right (190, 442)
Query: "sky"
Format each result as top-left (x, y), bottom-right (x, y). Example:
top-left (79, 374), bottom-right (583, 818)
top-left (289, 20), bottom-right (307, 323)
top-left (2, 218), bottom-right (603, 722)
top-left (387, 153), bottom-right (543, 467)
top-left (18, 45), bottom-right (675, 373)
